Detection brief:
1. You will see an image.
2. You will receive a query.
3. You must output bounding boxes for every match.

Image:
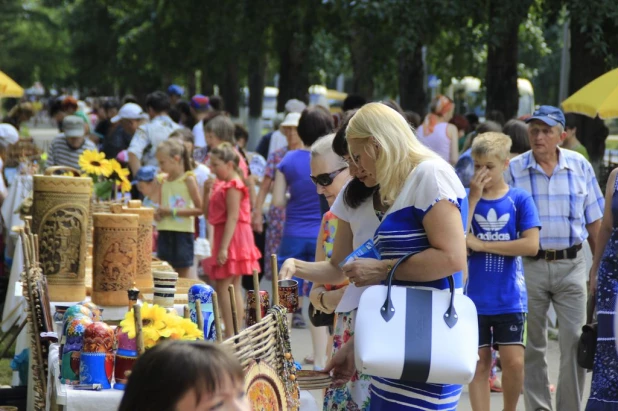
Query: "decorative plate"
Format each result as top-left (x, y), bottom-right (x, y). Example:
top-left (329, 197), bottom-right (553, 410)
top-left (244, 360), bottom-right (288, 411)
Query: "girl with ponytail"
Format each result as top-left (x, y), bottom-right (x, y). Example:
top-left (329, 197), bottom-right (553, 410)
top-left (154, 138), bottom-right (203, 278)
top-left (203, 143), bottom-right (261, 338)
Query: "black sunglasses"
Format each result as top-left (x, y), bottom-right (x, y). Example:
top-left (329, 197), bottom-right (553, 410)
top-left (310, 167), bottom-right (347, 187)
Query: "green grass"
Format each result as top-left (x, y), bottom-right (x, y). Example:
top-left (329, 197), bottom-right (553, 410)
top-left (606, 139), bottom-right (618, 151)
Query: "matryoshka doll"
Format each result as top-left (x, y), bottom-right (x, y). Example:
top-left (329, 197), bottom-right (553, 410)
top-left (113, 327), bottom-right (137, 390)
top-left (79, 301), bottom-right (103, 321)
top-left (188, 284), bottom-right (216, 341)
top-left (61, 315), bottom-right (93, 384)
top-left (59, 304), bottom-right (94, 362)
top-left (80, 322), bottom-right (115, 389)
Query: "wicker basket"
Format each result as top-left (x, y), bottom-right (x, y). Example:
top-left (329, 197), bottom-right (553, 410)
top-left (222, 314), bottom-right (279, 370)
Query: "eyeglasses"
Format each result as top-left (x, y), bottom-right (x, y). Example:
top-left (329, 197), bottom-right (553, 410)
top-left (310, 167), bottom-right (347, 187)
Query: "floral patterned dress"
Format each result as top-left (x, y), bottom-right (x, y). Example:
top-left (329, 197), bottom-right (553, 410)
top-left (323, 210), bottom-right (371, 411)
top-left (264, 147), bottom-right (288, 280)
top-left (586, 174), bottom-right (618, 411)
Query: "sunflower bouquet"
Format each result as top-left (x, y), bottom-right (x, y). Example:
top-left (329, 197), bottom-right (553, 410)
top-left (120, 302), bottom-right (203, 349)
top-left (78, 150), bottom-right (131, 200)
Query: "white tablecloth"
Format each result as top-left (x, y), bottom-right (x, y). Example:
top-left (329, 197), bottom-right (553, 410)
top-left (47, 342), bottom-right (319, 411)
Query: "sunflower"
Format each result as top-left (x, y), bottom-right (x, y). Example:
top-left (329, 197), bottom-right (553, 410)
top-left (109, 159), bottom-right (130, 181)
top-left (79, 150), bottom-right (112, 177)
top-left (116, 177), bottom-right (132, 193)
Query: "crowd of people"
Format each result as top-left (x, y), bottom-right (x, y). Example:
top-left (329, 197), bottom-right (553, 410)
top-left (1, 86), bottom-right (617, 411)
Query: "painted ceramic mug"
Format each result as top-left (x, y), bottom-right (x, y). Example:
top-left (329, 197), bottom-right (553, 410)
top-left (278, 279), bottom-right (299, 314)
top-left (245, 290), bottom-right (270, 327)
top-left (114, 327), bottom-right (137, 390)
top-left (188, 284), bottom-right (216, 341)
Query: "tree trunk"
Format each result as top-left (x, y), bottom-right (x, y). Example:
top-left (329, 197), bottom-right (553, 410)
top-left (221, 61), bottom-right (240, 117)
top-left (248, 52), bottom-right (266, 149)
top-left (485, 0), bottom-right (532, 120)
top-left (349, 29), bottom-right (374, 100)
top-left (200, 71), bottom-right (214, 97)
top-left (398, 43), bottom-right (426, 116)
top-left (568, 21), bottom-right (610, 178)
top-left (187, 70), bottom-right (196, 98)
top-left (277, 35), bottom-right (310, 113)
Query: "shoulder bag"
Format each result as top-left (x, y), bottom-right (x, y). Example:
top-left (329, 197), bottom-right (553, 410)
top-left (577, 295), bottom-right (597, 370)
top-left (354, 252), bottom-right (479, 384)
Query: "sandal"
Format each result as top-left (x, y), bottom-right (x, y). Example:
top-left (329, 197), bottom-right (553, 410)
top-left (489, 375), bottom-right (503, 393)
top-left (292, 312), bottom-right (306, 329)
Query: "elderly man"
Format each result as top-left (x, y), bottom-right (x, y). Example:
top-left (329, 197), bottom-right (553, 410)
top-left (508, 106), bottom-right (604, 411)
top-left (127, 91), bottom-right (180, 175)
top-left (104, 102), bottom-right (148, 161)
top-left (47, 115), bottom-right (97, 170)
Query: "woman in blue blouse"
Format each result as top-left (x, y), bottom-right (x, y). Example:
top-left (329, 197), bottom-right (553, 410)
top-left (325, 103), bottom-right (468, 410)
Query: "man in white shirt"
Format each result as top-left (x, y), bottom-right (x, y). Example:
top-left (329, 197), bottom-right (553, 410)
top-left (190, 95), bottom-right (211, 158)
top-left (128, 91), bottom-right (180, 174)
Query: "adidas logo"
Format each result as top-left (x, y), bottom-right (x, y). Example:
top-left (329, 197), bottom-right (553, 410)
top-left (475, 209), bottom-right (511, 240)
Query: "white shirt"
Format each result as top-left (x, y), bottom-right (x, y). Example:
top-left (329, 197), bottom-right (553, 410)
top-left (128, 115), bottom-right (181, 167)
top-left (192, 120), bottom-right (206, 148)
top-left (330, 180), bottom-right (381, 249)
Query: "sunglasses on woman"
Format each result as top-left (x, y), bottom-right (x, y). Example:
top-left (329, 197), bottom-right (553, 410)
top-left (310, 167), bottom-right (347, 187)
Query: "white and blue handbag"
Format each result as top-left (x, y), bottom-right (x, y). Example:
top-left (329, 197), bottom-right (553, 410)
top-left (354, 252), bottom-right (479, 385)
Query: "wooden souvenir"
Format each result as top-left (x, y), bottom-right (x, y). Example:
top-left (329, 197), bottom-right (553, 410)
top-left (244, 361), bottom-right (289, 411)
top-left (61, 315), bottom-right (93, 384)
top-left (188, 284), bottom-right (216, 341)
top-left (114, 327), bottom-right (137, 390)
top-left (79, 301), bottom-right (103, 321)
top-left (119, 200), bottom-right (155, 291)
top-left (92, 213), bottom-right (138, 306)
top-left (153, 287), bottom-right (176, 309)
top-left (245, 291), bottom-right (270, 328)
top-left (80, 322), bottom-right (115, 389)
top-left (32, 171), bottom-right (91, 301)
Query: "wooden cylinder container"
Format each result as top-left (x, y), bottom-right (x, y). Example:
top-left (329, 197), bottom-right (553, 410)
top-left (120, 200), bottom-right (154, 292)
top-left (32, 174), bottom-right (91, 301)
top-left (92, 213), bottom-right (138, 306)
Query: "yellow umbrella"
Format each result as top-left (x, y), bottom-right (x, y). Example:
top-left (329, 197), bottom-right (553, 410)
top-left (562, 67), bottom-right (618, 119)
top-left (0, 71), bottom-right (24, 98)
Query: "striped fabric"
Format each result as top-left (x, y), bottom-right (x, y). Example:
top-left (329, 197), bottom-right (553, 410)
top-left (508, 148), bottom-right (604, 250)
top-left (47, 134), bottom-right (97, 170)
top-left (371, 159), bottom-right (467, 410)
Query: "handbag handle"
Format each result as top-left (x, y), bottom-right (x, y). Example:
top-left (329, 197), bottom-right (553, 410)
top-left (380, 252), bottom-right (459, 328)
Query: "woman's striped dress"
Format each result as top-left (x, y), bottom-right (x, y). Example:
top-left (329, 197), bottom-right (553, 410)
top-left (370, 159), bottom-right (468, 410)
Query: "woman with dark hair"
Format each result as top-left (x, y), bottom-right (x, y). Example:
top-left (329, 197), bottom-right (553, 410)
top-left (2, 102), bottom-right (34, 130)
top-left (280, 110), bottom-right (380, 409)
top-left (502, 119), bottom-right (530, 157)
top-left (119, 341), bottom-right (249, 411)
top-left (272, 107), bottom-right (333, 333)
top-left (449, 114), bottom-right (471, 151)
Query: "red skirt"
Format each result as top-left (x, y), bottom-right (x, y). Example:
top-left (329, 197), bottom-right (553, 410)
top-left (202, 221), bottom-right (261, 280)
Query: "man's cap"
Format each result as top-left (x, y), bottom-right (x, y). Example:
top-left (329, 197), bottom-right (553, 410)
top-left (281, 112), bottom-right (301, 127)
top-left (167, 84), bottom-right (184, 97)
top-left (525, 105), bottom-right (565, 128)
top-left (62, 115), bottom-right (85, 138)
top-left (0, 123), bottom-right (19, 147)
top-left (285, 99), bottom-right (306, 114)
top-left (190, 95), bottom-right (210, 110)
top-left (133, 165), bottom-right (157, 184)
top-left (111, 103), bottom-right (148, 123)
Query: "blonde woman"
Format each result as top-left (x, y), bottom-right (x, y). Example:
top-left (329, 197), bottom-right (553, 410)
top-left (325, 103), bottom-right (468, 410)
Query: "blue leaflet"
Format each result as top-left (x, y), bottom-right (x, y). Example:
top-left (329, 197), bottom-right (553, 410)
top-left (339, 239), bottom-right (380, 269)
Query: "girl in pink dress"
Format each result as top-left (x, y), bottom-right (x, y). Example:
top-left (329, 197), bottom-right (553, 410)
top-left (203, 143), bottom-right (261, 338)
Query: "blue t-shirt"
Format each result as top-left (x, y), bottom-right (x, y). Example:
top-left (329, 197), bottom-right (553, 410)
top-left (466, 187), bottom-right (541, 315)
top-left (277, 150), bottom-right (322, 238)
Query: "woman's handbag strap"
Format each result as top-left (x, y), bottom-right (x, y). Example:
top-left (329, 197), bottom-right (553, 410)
top-left (380, 252), bottom-right (458, 328)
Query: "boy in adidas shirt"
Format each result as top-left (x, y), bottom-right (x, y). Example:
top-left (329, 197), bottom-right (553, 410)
top-left (465, 132), bottom-right (541, 411)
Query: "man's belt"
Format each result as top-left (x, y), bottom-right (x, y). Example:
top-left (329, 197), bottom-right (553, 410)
top-left (534, 244), bottom-right (583, 261)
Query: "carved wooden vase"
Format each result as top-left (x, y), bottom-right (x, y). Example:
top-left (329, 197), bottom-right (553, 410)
top-left (92, 213), bottom-right (138, 307)
top-left (119, 200), bottom-right (154, 292)
top-left (32, 173), bottom-right (91, 302)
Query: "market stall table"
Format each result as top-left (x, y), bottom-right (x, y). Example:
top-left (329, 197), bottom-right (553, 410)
top-left (46, 343), bottom-right (320, 411)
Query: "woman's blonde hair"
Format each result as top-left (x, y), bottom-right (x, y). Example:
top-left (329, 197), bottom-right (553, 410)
top-left (346, 102), bottom-right (439, 204)
top-left (310, 133), bottom-right (348, 169)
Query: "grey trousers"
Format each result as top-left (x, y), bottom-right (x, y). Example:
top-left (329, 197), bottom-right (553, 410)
top-left (523, 251), bottom-right (587, 411)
